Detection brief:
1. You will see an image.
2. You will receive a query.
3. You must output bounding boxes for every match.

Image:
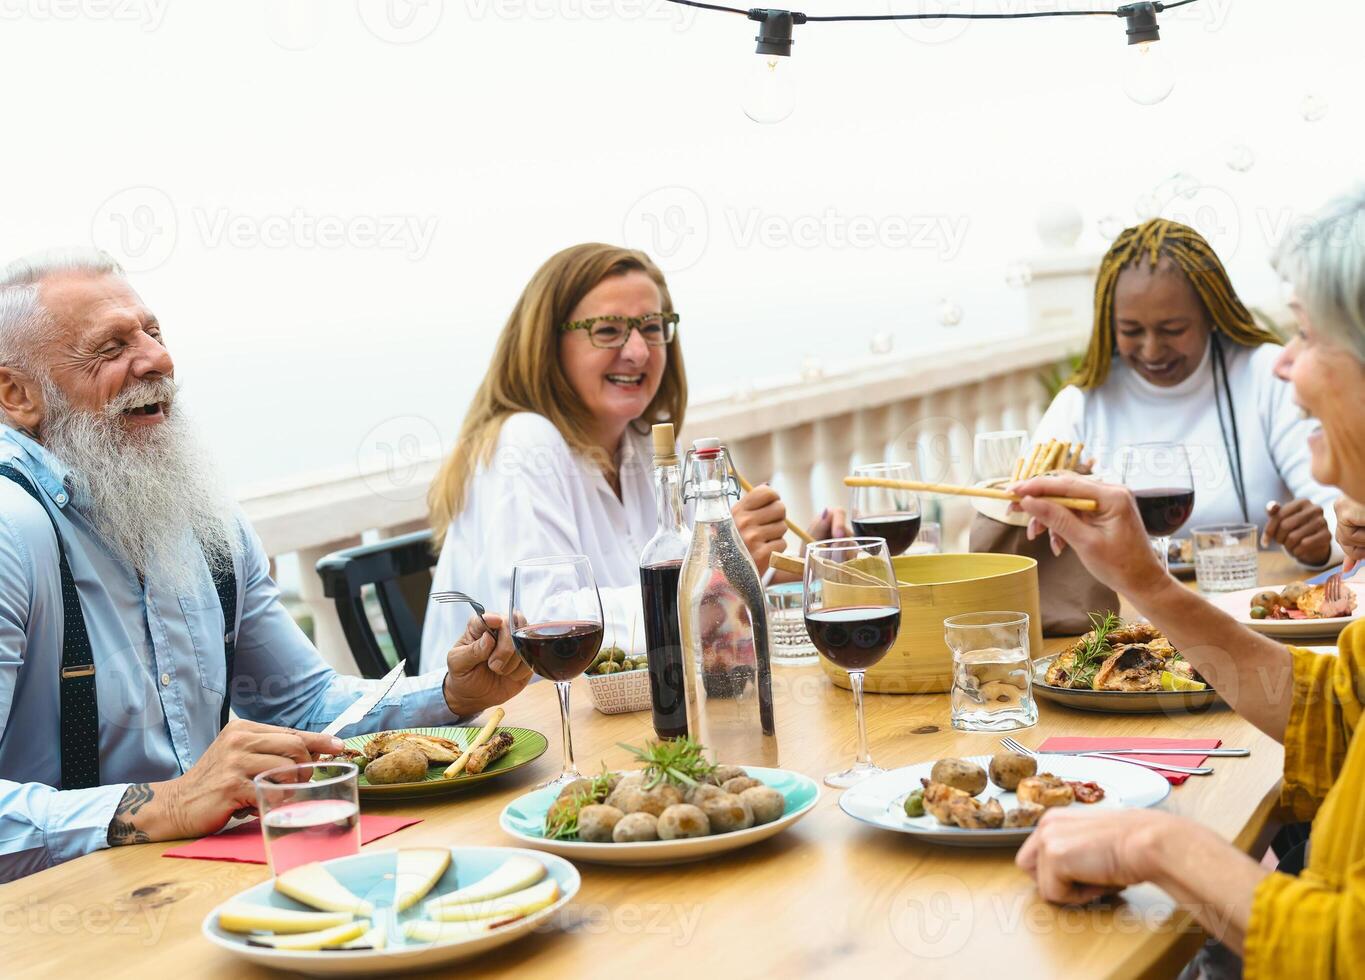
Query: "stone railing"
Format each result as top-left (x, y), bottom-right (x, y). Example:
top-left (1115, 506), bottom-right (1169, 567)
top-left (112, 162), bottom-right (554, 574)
top-left (240, 323), bottom-right (1089, 675)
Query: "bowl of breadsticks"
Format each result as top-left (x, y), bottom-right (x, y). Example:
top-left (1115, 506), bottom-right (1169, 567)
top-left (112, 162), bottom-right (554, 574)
top-left (973, 439), bottom-right (1090, 527)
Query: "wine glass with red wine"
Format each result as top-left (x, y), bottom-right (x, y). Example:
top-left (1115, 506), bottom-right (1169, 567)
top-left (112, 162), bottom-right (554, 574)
top-left (1119, 442), bottom-right (1195, 574)
top-left (803, 537), bottom-right (901, 787)
top-left (849, 462), bottom-right (921, 556)
top-left (509, 555), bottom-right (603, 788)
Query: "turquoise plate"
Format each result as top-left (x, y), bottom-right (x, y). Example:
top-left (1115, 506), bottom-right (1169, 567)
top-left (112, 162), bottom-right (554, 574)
top-left (202, 846), bottom-right (579, 976)
top-left (500, 765), bottom-right (819, 866)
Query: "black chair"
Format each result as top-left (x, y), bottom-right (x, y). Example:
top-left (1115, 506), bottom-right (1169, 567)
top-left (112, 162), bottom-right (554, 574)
top-left (315, 530), bottom-right (437, 679)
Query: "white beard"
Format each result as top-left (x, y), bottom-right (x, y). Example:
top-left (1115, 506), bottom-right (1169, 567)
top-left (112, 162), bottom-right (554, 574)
top-left (39, 377), bottom-right (237, 595)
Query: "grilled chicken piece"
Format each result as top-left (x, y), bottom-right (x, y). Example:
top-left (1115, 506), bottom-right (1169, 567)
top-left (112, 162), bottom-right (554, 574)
top-left (1104, 622), bottom-right (1162, 646)
top-left (365, 732), bottom-right (463, 764)
top-left (1093, 644), bottom-right (1164, 692)
top-left (1045, 647), bottom-right (1080, 687)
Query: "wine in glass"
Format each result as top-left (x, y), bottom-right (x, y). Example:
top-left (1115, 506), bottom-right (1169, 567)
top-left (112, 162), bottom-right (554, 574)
top-left (849, 462), bottom-right (921, 556)
top-left (803, 537), bottom-right (901, 787)
top-left (1120, 442), bottom-right (1195, 573)
top-left (510, 555), bottom-right (603, 788)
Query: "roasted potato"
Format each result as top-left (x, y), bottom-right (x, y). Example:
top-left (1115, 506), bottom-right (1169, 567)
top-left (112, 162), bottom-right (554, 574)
top-left (657, 804), bottom-right (711, 840)
top-left (577, 804), bottom-right (624, 843)
top-left (612, 811), bottom-right (660, 842)
top-left (988, 752), bottom-right (1037, 792)
top-left (930, 759), bottom-right (988, 796)
top-left (363, 746), bottom-right (428, 785)
top-left (721, 776), bottom-right (762, 796)
top-left (739, 786), bottom-right (785, 825)
top-left (686, 783), bottom-right (727, 807)
top-left (711, 765), bottom-right (748, 786)
top-left (700, 793), bottom-right (754, 833)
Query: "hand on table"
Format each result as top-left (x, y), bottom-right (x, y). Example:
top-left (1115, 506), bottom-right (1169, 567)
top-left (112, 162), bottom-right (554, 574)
top-left (732, 483), bottom-right (789, 573)
top-left (109, 720), bottom-right (346, 845)
top-left (1334, 496), bottom-right (1365, 573)
top-left (1263, 498), bottom-right (1333, 566)
top-left (1016, 807), bottom-right (1175, 905)
top-left (1009, 473), bottom-right (1167, 599)
top-left (442, 612), bottom-right (533, 718)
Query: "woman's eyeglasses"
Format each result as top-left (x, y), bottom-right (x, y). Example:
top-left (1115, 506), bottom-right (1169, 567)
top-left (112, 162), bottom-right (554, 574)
top-left (559, 311), bottom-right (679, 349)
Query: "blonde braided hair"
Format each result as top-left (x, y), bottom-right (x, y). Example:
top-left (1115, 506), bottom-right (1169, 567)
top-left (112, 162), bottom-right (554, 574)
top-left (1071, 219), bottom-right (1278, 390)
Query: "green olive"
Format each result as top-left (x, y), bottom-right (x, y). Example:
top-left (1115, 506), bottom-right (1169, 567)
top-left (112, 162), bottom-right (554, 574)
top-left (597, 662), bottom-right (622, 675)
top-left (903, 787), bottom-right (925, 818)
top-left (1249, 606), bottom-right (1268, 620)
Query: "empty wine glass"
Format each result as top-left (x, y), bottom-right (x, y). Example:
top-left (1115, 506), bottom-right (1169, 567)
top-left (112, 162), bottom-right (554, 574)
top-left (1120, 442), bottom-right (1195, 574)
top-left (973, 430), bottom-right (1028, 483)
top-left (803, 537), bottom-right (901, 787)
top-left (849, 462), bottom-right (921, 556)
top-left (509, 555), bottom-right (603, 789)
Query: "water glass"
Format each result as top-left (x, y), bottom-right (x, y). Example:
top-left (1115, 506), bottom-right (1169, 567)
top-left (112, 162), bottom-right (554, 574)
top-left (943, 611), bottom-right (1038, 733)
top-left (255, 762), bottom-right (361, 875)
top-left (1192, 523), bottom-right (1259, 593)
top-left (766, 581), bottom-right (818, 665)
top-left (907, 520), bottom-right (942, 555)
top-left (973, 430), bottom-right (1028, 482)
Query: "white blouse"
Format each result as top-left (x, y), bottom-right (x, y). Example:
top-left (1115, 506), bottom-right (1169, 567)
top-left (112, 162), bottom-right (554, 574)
top-left (1032, 340), bottom-right (1340, 563)
top-left (420, 413), bottom-right (657, 671)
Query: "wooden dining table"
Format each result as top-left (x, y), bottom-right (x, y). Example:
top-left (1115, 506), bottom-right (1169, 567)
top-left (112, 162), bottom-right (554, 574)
top-left (2, 554), bottom-right (1323, 979)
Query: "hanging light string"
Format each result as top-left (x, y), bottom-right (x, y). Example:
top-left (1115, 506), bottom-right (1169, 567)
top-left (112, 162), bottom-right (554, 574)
top-left (662, 0), bottom-right (1201, 24)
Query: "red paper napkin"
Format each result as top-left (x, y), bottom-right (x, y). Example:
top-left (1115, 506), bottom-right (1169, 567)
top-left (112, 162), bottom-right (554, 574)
top-left (1037, 736), bottom-right (1223, 786)
top-left (162, 814), bottom-right (421, 864)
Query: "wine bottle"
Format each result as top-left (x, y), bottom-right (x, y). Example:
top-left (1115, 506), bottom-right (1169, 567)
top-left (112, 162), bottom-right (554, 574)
top-left (639, 423), bottom-right (690, 740)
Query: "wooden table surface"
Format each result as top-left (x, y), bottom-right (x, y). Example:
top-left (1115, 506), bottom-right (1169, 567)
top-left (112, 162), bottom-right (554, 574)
top-left (4, 555), bottom-right (1318, 979)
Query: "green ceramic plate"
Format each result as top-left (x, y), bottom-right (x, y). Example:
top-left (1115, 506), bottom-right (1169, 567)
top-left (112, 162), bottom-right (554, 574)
top-left (346, 726), bottom-right (548, 800)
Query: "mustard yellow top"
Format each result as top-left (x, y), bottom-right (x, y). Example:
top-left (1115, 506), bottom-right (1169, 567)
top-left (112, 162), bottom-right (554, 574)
top-left (1245, 620), bottom-right (1365, 978)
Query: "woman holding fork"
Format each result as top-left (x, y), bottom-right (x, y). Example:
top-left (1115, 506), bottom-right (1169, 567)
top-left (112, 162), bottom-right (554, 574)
top-left (1012, 188), bottom-right (1365, 978)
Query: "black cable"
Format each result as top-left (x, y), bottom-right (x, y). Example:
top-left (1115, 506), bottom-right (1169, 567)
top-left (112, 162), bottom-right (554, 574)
top-left (665, 0), bottom-right (749, 15)
top-left (1211, 334), bottom-right (1250, 522)
top-left (660, 0), bottom-right (1202, 23)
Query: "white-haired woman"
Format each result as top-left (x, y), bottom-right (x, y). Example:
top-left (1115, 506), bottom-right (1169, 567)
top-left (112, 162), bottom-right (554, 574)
top-left (1010, 187), bottom-right (1365, 977)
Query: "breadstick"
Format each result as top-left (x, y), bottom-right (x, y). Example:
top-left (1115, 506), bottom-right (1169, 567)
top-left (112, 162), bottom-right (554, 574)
top-left (1010, 453), bottom-right (1025, 482)
top-left (1030, 440), bottom-right (1054, 478)
top-left (1042, 441), bottom-right (1065, 474)
top-left (1068, 441), bottom-right (1086, 471)
top-left (1019, 443), bottom-right (1043, 482)
top-left (443, 706), bottom-right (505, 778)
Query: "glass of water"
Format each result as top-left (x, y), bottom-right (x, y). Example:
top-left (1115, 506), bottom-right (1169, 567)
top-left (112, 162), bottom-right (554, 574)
top-left (255, 762), bottom-right (361, 875)
top-left (1191, 523), bottom-right (1259, 593)
top-left (943, 611), bottom-right (1038, 732)
top-left (974, 430), bottom-right (1029, 483)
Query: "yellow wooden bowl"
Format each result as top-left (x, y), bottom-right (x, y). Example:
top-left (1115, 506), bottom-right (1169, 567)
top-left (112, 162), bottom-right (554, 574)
top-left (820, 553), bottom-right (1043, 694)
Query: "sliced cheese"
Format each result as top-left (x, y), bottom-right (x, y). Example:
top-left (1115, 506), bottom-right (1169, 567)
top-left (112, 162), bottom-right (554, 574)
top-left (217, 902), bottom-right (353, 934)
top-left (338, 922), bottom-right (387, 950)
top-left (426, 878), bottom-right (558, 923)
top-left (274, 863), bottom-right (374, 916)
top-left (422, 855), bottom-right (545, 914)
top-left (246, 919), bottom-right (369, 951)
top-left (394, 848), bottom-right (453, 911)
top-left (402, 919), bottom-right (497, 944)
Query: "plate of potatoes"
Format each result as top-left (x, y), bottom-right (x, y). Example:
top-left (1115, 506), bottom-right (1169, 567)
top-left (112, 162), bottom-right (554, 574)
top-left (499, 766), bottom-right (819, 866)
top-left (838, 752), bottom-right (1169, 847)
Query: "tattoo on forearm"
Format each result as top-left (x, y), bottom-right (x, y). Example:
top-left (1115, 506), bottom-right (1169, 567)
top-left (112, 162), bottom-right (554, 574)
top-left (107, 783), bottom-right (154, 846)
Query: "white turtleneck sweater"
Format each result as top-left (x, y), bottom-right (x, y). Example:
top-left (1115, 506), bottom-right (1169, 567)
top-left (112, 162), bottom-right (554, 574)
top-left (1032, 340), bottom-right (1339, 564)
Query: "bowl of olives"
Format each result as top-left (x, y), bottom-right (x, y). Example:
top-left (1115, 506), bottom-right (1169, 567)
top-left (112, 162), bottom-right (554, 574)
top-left (584, 646), bottom-right (652, 715)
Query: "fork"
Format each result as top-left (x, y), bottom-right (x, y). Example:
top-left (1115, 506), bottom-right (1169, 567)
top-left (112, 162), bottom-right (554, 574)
top-left (430, 590), bottom-right (496, 637)
top-left (1000, 736), bottom-right (1213, 776)
top-left (1326, 572), bottom-right (1345, 608)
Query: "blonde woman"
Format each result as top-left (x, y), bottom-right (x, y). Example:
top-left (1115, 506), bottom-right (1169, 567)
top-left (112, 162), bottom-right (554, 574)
top-left (419, 244), bottom-right (844, 670)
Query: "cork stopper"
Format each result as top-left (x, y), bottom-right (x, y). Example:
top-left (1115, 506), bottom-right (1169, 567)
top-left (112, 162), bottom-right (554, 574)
top-left (651, 423), bottom-right (678, 463)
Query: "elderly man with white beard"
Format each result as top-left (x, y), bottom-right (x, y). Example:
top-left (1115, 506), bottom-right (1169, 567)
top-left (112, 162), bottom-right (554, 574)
top-left (0, 248), bottom-right (532, 881)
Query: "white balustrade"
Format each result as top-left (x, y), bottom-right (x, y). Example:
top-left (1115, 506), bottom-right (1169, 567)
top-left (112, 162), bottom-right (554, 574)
top-left (240, 325), bottom-right (1089, 675)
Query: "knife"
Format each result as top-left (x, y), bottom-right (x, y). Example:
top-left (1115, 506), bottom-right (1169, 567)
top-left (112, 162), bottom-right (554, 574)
top-left (1036, 747), bottom-right (1249, 757)
top-left (322, 660), bottom-right (406, 738)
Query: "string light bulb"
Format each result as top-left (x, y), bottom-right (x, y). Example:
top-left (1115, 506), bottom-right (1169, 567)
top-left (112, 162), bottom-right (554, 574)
top-left (1119, 2), bottom-right (1175, 106)
top-left (743, 9), bottom-right (800, 124)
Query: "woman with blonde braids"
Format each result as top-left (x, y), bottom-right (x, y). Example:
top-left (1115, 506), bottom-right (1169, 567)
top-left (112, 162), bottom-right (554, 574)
top-left (1032, 218), bottom-right (1339, 566)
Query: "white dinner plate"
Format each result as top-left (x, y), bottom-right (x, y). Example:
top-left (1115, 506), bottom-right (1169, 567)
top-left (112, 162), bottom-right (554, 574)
top-left (1205, 582), bottom-right (1363, 639)
top-left (839, 754), bottom-right (1170, 848)
top-left (202, 846), bottom-right (579, 977)
top-left (500, 766), bottom-right (819, 866)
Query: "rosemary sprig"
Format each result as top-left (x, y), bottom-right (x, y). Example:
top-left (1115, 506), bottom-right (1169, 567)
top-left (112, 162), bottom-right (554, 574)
top-left (1070, 611), bottom-right (1121, 690)
top-left (543, 766), bottom-right (615, 840)
top-left (618, 737), bottom-right (716, 790)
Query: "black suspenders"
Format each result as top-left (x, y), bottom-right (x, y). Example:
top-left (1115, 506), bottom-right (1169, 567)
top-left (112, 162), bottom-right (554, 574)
top-left (0, 464), bottom-right (238, 790)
